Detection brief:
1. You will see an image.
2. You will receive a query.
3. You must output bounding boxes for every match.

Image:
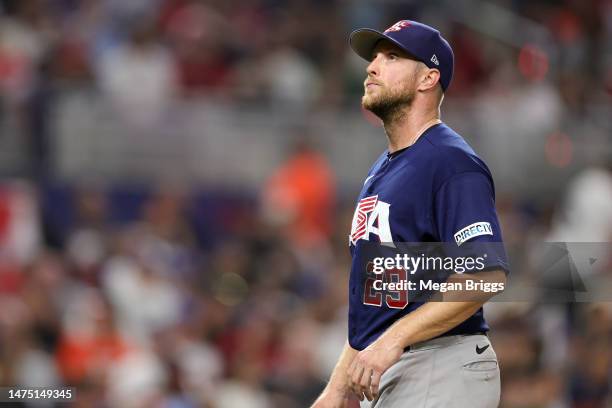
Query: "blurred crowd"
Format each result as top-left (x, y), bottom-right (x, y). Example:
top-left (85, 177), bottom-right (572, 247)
top-left (0, 0), bottom-right (611, 407)
top-left (0, 0), bottom-right (610, 106)
top-left (0, 0), bottom-right (609, 189)
top-left (0, 0), bottom-right (610, 140)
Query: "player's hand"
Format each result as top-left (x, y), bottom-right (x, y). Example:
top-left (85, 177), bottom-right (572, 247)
top-left (346, 337), bottom-right (403, 401)
top-left (310, 388), bottom-right (349, 408)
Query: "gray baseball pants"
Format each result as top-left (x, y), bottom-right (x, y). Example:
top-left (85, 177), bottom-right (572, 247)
top-left (359, 334), bottom-right (500, 408)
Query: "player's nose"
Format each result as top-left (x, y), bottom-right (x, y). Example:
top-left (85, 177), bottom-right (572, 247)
top-left (366, 55), bottom-right (380, 77)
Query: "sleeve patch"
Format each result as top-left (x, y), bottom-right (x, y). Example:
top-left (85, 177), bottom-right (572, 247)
top-left (454, 222), bottom-right (493, 246)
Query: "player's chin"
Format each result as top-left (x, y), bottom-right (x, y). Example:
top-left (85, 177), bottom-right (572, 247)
top-left (362, 97), bottom-right (380, 112)
top-left (361, 94), bottom-right (377, 109)
top-left (363, 87), bottom-right (379, 98)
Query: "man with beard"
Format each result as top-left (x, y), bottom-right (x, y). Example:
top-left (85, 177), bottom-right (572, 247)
top-left (311, 20), bottom-right (509, 408)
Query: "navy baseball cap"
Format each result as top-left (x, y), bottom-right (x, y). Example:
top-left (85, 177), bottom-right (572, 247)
top-left (350, 20), bottom-right (454, 91)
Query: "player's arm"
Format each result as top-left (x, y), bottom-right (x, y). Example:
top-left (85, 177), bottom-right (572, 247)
top-left (311, 341), bottom-right (359, 408)
top-left (378, 268), bottom-right (507, 346)
top-left (347, 269), bottom-right (506, 402)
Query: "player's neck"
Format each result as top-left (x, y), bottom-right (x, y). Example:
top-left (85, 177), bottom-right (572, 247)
top-left (383, 106), bottom-right (440, 153)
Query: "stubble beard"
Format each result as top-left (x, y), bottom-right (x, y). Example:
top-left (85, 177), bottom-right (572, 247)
top-left (362, 81), bottom-right (416, 124)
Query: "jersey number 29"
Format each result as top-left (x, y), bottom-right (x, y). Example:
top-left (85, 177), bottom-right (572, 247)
top-left (363, 266), bottom-right (408, 309)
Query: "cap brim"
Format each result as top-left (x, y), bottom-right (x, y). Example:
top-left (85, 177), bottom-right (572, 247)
top-left (349, 28), bottom-right (410, 62)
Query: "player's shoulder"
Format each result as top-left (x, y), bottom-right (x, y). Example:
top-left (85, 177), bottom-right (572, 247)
top-left (421, 123), bottom-right (491, 176)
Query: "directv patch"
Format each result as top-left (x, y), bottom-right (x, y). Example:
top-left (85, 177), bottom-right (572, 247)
top-left (454, 222), bottom-right (493, 246)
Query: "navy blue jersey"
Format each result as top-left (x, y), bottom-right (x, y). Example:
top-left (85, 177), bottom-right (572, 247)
top-left (348, 122), bottom-right (509, 351)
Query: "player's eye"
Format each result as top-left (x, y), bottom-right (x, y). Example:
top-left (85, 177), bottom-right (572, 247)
top-left (388, 53), bottom-right (399, 60)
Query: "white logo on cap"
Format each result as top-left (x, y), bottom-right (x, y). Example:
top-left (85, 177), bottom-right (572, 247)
top-left (384, 20), bottom-right (412, 33)
top-left (431, 54), bottom-right (439, 65)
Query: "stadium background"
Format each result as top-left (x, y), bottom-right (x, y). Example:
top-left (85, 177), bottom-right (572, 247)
top-left (0, 0), bottom-right (611, 406)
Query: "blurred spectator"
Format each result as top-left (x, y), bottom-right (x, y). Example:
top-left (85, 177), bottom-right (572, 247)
top-left (258, 38), bottom-right (323, 111)
top-left (569, 304), bottom-right (612, 408)
top-left (548, 166), bottom-right (612, 242)
top-left (65, 185), bottom-right (110, 282)
top-left (55, 288), bottom-right (130, 384)
top-left (0, 0), bottom-right (53, 103)
top-left (102, 248), bottom-right (184, 343)
top-left (0, 181), bottom-right (40, 263)
top-left (97, 18), bottom-right (177, 129)
top-left (160, 0), bottom-right (234, 97)
top-left (261, 134), bottom-right (335, 247)
top-left (106, 348), bottom-right (167, 408)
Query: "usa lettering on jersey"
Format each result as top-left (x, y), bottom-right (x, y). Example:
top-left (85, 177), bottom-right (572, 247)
top-left (349, 195), bottom-right (393, 245)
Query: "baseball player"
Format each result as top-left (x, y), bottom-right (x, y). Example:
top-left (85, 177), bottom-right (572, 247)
top-left (312, 20), bottom-right (509, 408)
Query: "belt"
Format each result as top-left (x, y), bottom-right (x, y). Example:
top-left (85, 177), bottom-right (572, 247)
top-left (403, 331), bottom-right (488, 352)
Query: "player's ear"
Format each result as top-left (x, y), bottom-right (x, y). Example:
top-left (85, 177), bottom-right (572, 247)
top-left (418, 67), bottom-right (441, 93)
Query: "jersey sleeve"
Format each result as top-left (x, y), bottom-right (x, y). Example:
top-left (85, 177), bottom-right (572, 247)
top-left (433, 171), bottom-right (509, 273)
